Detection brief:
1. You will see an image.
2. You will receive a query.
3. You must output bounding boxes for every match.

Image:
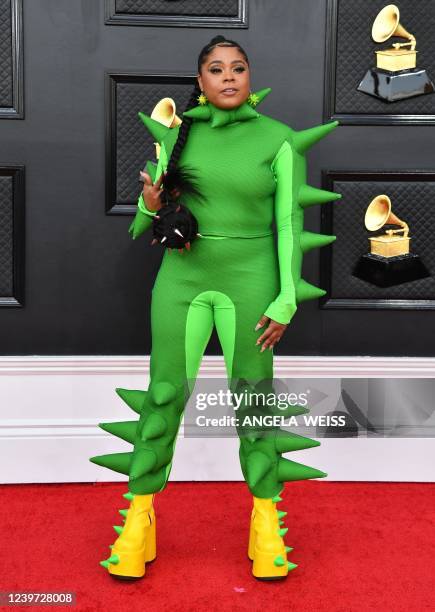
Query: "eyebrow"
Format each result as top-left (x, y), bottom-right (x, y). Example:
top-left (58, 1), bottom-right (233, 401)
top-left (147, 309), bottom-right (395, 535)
top-left (208, 59), bottom-right (247, 66)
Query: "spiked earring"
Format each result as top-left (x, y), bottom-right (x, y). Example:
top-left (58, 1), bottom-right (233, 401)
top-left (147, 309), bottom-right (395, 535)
top-left (247, 91), bottom-right (260, 107)
top-left (197, 91), bottom-right (208, 106)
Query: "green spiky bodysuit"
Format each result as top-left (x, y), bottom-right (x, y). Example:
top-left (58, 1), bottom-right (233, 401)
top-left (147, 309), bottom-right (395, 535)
top-left (90, 88), bottom-right (341, 500)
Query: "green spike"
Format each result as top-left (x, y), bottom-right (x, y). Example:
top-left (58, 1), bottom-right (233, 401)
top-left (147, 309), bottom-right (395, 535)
top-left (272, 495), bottom-right (283, 503)
top-left (107, 554), bottom-right (120, 565)
top-left (285, 546), bottom-right (293, 553)
top-left (129, 449), bottom-right (157, 480)
top-left (89, 452), bottom-right (132, 476)
top-left (251, 87), bottom-right (272, 105)
top-left (123, 492), bottom-right (135, 501)
top-left (98, 421), bottom-right (138, 445)
top-left (278, 527), bottom-right (288, 537)
top-left (278, 511), bottom-right (287, 519)
top-left (113, 525), bottom-right (123, 535)
top-left (279, 519), bottom-right (284, 525)
top-left (275, 432), bottom-right (321, 454)
top-left (115, 388), bottom-right (147, 415)
top-left (245, 432), bottom-right (259, 444)
top-left (150, 382), bottom-right (177, 406)
top-left (278, 457), bottom-right (328, 483)
top-left (292, 121), bottom-right (339, 154)
top-left (296, 278), bottom-right (326, 303)
top-left (138, 112), bottom-right (170, 144)
top-left (246, 451), bottom-right (272, 488)
top-left (145, 160), bottom-right (157, 183)
top-left (109, 545), bottom-right (114, 549)
top-left (119, 509), bottom-right (128, 518)
top-left (141, 413), bottom-right (167, 440)
top-left (298, 185), bottom-right (342, 209)
top-left (100, 560), bottom-right (110, 569)
top-left (287, 561), bottom-right (298, 571)
top-left (274, 555), bottom-right (286, 567)
top-left (300, 230), bottom-right (336, 253)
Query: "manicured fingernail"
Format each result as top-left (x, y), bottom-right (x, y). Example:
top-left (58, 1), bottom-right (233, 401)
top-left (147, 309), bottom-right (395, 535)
top-left (254, 323), bottom-right (261, 331)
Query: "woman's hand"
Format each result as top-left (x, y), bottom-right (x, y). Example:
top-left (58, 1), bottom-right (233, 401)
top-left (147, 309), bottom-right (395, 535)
top-left (139, 170), bottom-right (181, 212)
top-left (254, 315), bottom-right (287, 352)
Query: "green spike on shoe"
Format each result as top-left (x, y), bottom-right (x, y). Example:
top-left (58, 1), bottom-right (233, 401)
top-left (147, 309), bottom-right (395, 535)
top-left (123, 492), bottom-right (135, 501)
top-left (287, 561), bottom-right (298, 571)
top-left (115, 388), bottom-right (147, 415)
top-left (272, 495), bottom-right (283, 503)
top-left (119, 509), bottom-right (128, 518)
top-left (274, 555), bottom-right (286, 567)
top-left (109, 545), bottom-right (114, 549)
top-left (279, 519), bottom-right (285, 525)
top-left (100, 560), bottom-right (110, 569)
top-left (113, 525), bottom-right (123, 535)
top-left (278, 527), bottom-right (288, 537)
top-left (106, 554), bottom-right (120, 565)
top-left (278, 510), bottom-right (287, 519)
top-left (285, 546), bottom-right (293, 553)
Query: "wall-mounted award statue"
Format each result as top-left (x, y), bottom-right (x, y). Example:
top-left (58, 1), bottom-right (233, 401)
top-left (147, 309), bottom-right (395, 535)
top-left (353, 195), bottom-right (430, 287)
top-left (357, 4), bottom-right (435, 102)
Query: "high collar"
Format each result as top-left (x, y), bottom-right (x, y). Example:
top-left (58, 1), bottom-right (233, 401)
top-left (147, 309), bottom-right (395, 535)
top-left (182, 87), bottom-right (271, 128)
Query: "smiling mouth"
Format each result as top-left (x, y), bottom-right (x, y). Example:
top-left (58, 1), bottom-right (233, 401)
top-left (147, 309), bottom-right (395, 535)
top-left (221, 88), bottom-right (238, 93)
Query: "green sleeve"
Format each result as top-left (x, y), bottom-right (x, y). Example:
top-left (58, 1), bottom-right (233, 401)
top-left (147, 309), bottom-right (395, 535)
top-left (128, 193), bottom-right (157, 240)
top-left (263, 140), bottom-right (297, 325)
top-left (128, 141), bottom-right (170, 240)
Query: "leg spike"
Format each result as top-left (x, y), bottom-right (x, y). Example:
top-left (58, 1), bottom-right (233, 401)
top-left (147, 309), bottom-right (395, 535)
top-left (274, 555), bottom-right (286, 567)
top-left (113, 525), bottom-right (123, 535)
top-left (278, 527), bottom-right (288, 537)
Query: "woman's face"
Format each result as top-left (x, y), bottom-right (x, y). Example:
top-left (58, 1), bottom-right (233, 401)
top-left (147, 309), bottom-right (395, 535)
top-left (197, 45), bottom-right (250, 110)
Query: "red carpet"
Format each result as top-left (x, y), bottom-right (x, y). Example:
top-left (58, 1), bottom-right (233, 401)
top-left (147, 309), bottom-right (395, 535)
top-left (0, 481), bottom-right (434, 612)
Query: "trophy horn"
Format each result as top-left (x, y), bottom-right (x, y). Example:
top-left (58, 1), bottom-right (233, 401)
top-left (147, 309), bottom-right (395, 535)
top-left (150, 97), bottom-right (182, 129)
top-left (364, 195), bottom-right (409, 237)
top-left (371, 4), bottom-right (416, 50)
top-left (150, 97), bottom-right (182, 159)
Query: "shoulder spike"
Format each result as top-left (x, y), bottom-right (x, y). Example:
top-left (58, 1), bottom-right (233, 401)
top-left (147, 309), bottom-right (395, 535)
top-left (292, 121), bottom-right (339, 154)
top-left (138, 112), bottom-right (170, 144)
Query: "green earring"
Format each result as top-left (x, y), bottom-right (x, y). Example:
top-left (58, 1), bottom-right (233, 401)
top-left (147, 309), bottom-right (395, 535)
top-left (197, 91), bottom-right (208, 106)
top-left (247, 91), bottom-right (260, 107)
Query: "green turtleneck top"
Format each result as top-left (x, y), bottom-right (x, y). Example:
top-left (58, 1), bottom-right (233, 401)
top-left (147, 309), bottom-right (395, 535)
top-left (130, 91), bottom-right (297, 325)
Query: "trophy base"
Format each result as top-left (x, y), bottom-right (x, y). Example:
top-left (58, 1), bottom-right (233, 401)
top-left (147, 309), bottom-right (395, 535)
top-left (353, 253), bottom-right (430, 287)
top-left (357, 67), bottom-right (435, 102)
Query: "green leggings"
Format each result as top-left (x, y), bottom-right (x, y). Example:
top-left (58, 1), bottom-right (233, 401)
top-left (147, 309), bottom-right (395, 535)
top-left (92, 234), bottom-right (326, 498)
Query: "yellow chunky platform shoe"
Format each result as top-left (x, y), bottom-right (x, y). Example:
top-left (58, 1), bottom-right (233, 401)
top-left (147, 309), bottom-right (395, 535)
top-left (100, 492), bottom-right (156, 580)
top-left (249, 494), bottom-right (297, 580)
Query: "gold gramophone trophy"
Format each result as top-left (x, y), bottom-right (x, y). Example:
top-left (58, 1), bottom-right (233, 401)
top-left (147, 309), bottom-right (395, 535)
top-left (357, 4), bottom-right (434, 102)
top-left (353, 195), bottom-right (429, 287)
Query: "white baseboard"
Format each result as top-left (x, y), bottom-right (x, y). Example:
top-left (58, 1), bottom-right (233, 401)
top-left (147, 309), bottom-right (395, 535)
top-left (1, 356), bottom-right (434, 484)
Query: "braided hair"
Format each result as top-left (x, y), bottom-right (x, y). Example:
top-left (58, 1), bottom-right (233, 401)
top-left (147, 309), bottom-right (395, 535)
top-left (162, 35), bottom-right (250, 202)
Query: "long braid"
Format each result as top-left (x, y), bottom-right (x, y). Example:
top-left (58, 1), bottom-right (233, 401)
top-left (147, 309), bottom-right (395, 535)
top-left (162, 35), bottom-right (249, 202)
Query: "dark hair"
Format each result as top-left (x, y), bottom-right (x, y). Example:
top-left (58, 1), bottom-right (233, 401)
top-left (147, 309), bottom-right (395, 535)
top-left (162, 35), bottom-right (250, 202)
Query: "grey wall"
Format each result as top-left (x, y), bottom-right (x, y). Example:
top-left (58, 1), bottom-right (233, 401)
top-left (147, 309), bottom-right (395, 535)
top-left (0, 0), bottom-right (434, 355)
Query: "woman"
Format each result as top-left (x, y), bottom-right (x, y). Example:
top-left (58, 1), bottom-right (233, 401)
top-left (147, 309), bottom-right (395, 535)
top-left (91, 35), bottom-right (339, 581)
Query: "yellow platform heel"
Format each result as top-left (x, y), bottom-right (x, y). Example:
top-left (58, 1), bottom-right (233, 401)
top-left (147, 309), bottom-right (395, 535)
top-left (250, 495), bottom-right (297, 580)
top-left (100, 492), bottom-right (156, 580)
